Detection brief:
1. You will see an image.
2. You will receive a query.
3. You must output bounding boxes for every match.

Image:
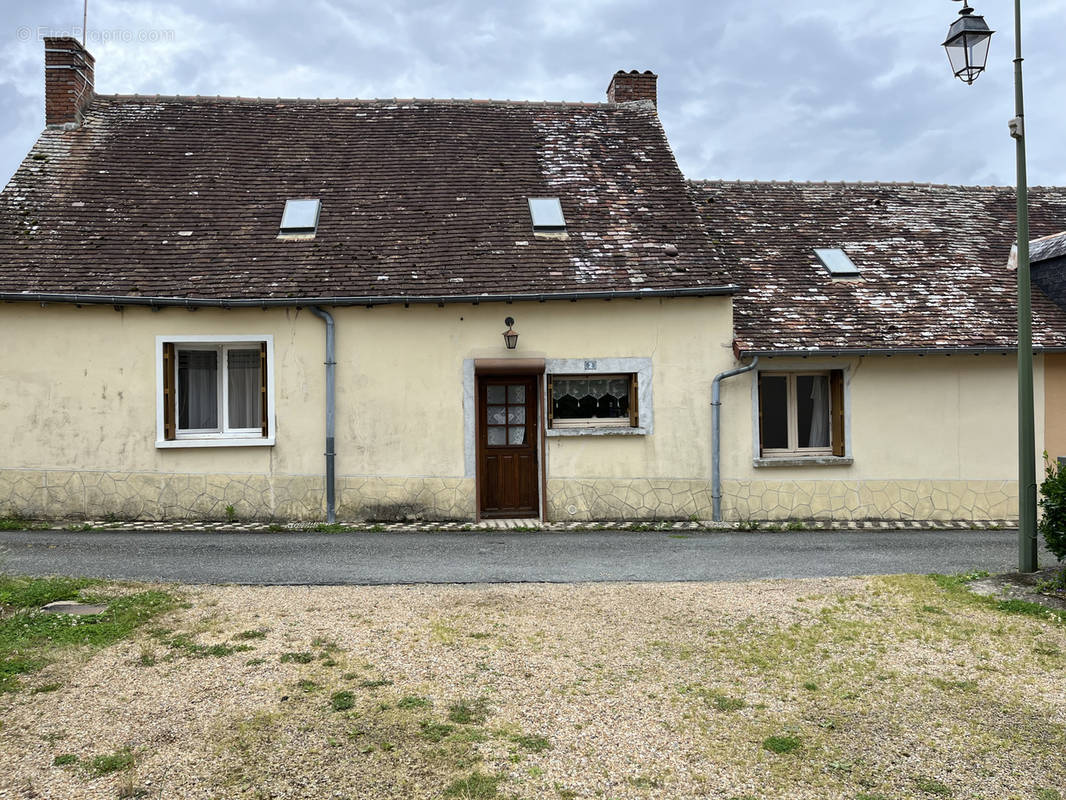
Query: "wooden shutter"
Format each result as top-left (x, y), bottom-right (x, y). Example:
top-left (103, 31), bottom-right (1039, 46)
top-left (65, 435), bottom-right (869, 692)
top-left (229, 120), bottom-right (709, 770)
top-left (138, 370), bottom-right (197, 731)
top-left (830, 369), bottom-right (845, 457)
top-left (546, 375), bottom-right (554, 428)
top-left (162, 342), bottom-right (176, 440)
top-left (628, 374), bottom-right (639, 428)
top-left (757, 374), bottom-right (765, 457)
top-left (259, 342), bottom-right (269, 437)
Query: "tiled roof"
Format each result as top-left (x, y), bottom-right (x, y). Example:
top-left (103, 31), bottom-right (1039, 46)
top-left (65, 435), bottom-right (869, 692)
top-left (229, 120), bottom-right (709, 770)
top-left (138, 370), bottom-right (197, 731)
top-left (0, 96), bottom-right (730, 301)
top-left (1032, 230), bottom-right (1066, 263)
top-left (689, 180), bottom-right (1066, 354)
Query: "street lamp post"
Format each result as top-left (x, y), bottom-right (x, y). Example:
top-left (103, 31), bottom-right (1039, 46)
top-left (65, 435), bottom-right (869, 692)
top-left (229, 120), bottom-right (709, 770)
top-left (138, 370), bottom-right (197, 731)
top-left (943, 0), bottom-right (1038, 572)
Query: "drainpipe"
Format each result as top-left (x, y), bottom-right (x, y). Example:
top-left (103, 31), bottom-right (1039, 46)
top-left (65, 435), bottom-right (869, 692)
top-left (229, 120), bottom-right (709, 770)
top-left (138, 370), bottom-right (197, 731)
top-left (711, 356), bottom-right (759, 522)
top-left (309, 307), bottom-right (336, 523)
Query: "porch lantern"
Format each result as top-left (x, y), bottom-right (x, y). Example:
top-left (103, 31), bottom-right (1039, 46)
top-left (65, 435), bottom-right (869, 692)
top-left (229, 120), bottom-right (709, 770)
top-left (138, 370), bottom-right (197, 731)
top-left (942, 3), bottom-right (994, 85)
top-left (502, 317), bottom-right (519, 349)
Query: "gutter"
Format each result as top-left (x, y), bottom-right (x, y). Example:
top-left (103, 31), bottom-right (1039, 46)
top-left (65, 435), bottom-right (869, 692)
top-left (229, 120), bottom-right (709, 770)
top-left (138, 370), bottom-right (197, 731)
top-left (711, 356), bottom-right (758, 523)
top-left (0, 285), bottom-right (737, 309)
top-left (308, 307), bottom-right (337, 524)
top-left (739, 346), bottom-right (1066, 357)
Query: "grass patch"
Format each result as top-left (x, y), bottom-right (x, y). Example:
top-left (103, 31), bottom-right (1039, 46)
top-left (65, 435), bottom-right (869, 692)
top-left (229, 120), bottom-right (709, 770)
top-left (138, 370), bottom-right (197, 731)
top-left (359, 677), bottom-right (393, 689)
top-left (442, 771), bottom-right (501, 798)
top-left (31, 682), bottom-right (60, 694)
top-left (1036, 790), bottom-right (1062, 800)
top-left (85, 747), bottom-right (135, 776)
top-left (279, 651), bottom-right (314, 664)
top-left (157, 633), bottom-right (252, 659)
top-left (512, 733), bottom-right (550, 752)
top-left (296, 679), bottom-right (320, 693)
top-left (234, 629), bottom-right (267, 640)
top-left (0, 516), bottom-right (50, 532)
top-left (762, 734), bottom-right (802, 754)
top-left (0, 578), bottom-right (175, 693)
top-left (418, 720), bottom-right (456, 742)
top-left (397, 694), bottom-right (431, 709)
top-left (448, 697), bottom-right (490, 725)
top-left (52, 753), bottom-right (78, 766)
top-left (929, 572), bottom-right (1066, 623)
top-left (330, 690), bottom-right (355, 711)
top-left (0, 575), bottom-right (99, 608)
top-left (913, 775), bottom-right (953, 796)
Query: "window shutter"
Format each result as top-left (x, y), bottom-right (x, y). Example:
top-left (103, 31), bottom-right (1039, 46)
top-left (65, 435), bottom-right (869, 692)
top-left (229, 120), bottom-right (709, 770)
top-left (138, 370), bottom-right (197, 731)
top-left (628, 374), bottom-right (639, 428)
top-left (757, 374), bottom-right (765, 457)
top-left (830, 369), bottom-right (845, 457)
top-left (259, 342), bottom-right (269, 437)
top-left (546, 375), bottom-right (554, 428)
top-left (162, 342), bottom-right (176, 441)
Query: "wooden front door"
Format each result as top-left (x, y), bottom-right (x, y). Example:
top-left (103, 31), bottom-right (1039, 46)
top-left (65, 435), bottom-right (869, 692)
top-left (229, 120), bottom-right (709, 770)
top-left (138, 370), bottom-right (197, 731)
top-left (478, 375), bottom-right (539, 518)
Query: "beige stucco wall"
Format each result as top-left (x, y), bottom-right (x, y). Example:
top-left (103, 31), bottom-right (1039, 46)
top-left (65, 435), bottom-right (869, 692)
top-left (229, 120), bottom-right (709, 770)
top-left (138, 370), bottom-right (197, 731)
top-left (1044, 353), bottom-right (1066, 464)
top-left (714, 354), bottom-right (1041, 520)
top-left (0, 298), bottom-right (736, 521)
top-left (0, 301), bottom-right (1040, 522)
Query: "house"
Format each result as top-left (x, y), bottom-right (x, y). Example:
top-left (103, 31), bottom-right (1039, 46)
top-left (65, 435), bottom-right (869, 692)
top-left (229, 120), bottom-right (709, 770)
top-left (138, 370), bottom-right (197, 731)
top-left (0, 38), bottom-right (739, 523)
top-left (689, 179), bottom-right (1066, 520)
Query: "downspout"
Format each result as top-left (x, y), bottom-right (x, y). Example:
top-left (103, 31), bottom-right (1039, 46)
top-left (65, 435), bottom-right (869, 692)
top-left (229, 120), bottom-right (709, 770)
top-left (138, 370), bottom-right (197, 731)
top-left (711, 356), bottom-right (759, 522)
top-left (309, 307), bottom-right (336, 523)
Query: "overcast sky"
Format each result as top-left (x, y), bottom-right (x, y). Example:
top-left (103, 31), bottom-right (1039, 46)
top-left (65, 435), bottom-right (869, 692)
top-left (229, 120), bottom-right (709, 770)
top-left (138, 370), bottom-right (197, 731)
top-left (2, 0), bottom-right (1065, 189)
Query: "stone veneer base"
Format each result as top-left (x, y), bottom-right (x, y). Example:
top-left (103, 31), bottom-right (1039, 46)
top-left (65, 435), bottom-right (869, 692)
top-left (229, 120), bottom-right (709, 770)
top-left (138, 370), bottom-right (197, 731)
top-left (0, 470), bottom-right (1018, 523)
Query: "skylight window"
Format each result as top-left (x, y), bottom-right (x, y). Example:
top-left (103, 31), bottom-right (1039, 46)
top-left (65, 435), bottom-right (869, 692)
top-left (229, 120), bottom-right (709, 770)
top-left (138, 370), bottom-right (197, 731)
top-left (279, 199), bottom-right (321, 236)
top-left (528, 197), bottom-right (566, 232)
top-left (814, 248), bottom-right (860, 277)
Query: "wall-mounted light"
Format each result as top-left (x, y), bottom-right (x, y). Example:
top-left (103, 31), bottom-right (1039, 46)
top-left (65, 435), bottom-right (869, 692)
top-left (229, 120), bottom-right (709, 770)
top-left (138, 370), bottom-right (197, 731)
top-left (502, 317), bottom-right (519, 349)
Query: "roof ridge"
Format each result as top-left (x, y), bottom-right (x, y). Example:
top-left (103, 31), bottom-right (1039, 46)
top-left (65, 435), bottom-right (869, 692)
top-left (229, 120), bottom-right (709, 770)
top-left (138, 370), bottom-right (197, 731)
top-left (91, 93), bottom-right (618, 110)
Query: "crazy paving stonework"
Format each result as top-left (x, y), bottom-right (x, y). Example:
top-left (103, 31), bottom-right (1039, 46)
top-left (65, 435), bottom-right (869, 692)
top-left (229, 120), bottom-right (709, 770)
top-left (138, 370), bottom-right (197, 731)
top-left (0, 470), bottom-right (473, 522)
top-left (548, 478), bottom-right (1016, 521)
top-left (1, 470), bottom-right (1014, 522)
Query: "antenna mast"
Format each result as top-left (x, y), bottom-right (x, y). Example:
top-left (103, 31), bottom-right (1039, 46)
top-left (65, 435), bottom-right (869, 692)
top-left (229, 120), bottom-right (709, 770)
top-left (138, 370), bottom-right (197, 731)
top-left (82, 0), bottom-right (87, 44)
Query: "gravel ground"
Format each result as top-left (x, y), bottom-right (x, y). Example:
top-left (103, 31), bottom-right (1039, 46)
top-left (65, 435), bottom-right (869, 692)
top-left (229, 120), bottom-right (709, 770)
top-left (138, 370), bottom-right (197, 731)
top-left (1, 577), bottom-right (1064, 800)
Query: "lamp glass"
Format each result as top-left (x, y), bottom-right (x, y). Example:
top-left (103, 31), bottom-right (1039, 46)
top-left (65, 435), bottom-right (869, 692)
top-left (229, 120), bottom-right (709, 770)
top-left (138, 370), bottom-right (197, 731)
top-left (943, 11), bottom-right (993, 84)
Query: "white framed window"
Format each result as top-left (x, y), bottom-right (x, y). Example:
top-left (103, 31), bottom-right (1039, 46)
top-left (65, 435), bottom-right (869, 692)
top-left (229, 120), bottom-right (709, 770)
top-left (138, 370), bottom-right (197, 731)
top-left (155, 335), bottom-right (275, 448)
top-left (757, 370), bottom-right (845, 458)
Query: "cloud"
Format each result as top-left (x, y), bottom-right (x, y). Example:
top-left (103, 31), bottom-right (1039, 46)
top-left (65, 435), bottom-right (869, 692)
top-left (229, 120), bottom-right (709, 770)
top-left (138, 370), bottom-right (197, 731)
top-left (1, 0), bottom-right (1064, 187)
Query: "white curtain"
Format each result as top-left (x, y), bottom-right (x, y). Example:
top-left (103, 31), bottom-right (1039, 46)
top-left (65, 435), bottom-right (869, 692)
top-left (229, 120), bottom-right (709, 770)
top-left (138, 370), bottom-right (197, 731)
top-left (179, 350), bottom-right (218, 429)
top-left (808, 376), bottom-right (830, 448)
top-left (227, 349), bottom-right (261, 429)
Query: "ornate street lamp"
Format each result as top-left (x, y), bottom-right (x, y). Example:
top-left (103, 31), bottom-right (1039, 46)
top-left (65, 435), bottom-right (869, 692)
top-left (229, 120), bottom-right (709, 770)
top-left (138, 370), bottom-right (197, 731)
top-left (502, 317), bottom-right (519, 350)
top-left (943, 0), bottom-right (1037, 572)
top-left (942, 4), bottom-right (994, 84)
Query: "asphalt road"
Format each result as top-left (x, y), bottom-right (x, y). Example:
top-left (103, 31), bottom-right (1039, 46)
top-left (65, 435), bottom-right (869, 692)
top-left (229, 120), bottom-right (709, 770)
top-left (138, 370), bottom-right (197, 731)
top-left (0, 528), bottom-right (1041, 585)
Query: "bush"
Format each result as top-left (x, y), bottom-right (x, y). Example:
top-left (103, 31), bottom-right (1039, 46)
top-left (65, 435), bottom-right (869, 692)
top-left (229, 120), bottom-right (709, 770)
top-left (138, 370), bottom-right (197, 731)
top-left (1038, 455), bottom-right (1066, 561)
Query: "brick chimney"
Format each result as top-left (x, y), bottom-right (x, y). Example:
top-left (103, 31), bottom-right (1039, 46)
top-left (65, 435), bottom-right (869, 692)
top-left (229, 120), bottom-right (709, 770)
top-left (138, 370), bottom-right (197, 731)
top-left (606, 70), bottom-right (658, 107)
top-left (44, 37), bottom-right (95, 127)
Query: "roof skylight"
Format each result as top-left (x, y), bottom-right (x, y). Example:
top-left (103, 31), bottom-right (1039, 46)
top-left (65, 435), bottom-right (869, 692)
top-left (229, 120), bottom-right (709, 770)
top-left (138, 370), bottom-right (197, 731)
top-left (528, 197), bottom-right (566, 232)
top-left (814, 248), bottom-right (860, 277)
top-left (279, 199), bottom-right (321, 236)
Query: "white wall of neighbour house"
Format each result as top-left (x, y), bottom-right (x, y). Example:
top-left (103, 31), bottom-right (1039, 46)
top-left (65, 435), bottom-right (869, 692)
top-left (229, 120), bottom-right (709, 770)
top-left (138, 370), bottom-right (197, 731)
top-left (716, 353), bottom-right (1042, 520)
top-left (0, 297), bottom-right (737, 522)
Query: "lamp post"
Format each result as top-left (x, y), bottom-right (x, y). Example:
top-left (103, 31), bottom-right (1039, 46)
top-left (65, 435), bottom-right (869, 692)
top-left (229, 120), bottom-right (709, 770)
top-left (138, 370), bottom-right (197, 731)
top-left (943, 0), bottom-right (1037, 572)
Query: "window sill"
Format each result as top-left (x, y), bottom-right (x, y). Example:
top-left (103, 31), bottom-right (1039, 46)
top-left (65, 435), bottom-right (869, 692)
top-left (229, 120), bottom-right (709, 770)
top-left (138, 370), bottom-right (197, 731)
top-left (156, 437), bottom-right (275, 449)
top-left (753, 456), bottom-right (853, 468)
top-left (547, 427), bottom-right (647, 437)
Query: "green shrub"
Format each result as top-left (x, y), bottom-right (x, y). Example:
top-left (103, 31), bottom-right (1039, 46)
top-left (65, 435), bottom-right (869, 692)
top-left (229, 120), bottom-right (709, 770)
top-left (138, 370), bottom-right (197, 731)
top-left (1038, 455), bottom-right (1066, 561)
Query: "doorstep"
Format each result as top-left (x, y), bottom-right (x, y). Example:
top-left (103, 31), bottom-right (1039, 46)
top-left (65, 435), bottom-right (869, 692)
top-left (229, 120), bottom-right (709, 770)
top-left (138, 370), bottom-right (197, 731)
top-left (28, 518), bottom-right (1019, 533)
